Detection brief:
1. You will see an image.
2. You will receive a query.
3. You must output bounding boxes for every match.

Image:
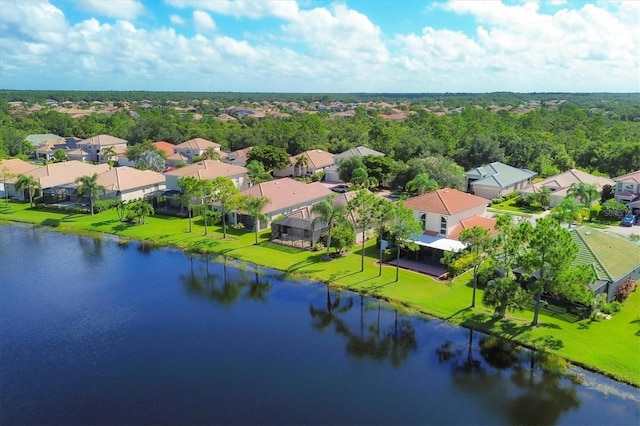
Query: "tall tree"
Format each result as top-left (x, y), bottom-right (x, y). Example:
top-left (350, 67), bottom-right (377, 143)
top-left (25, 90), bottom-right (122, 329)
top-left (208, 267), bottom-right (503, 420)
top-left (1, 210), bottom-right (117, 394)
top-left (311, 195), bottom-right (346, 260)
top-left (237, 194), bottom-right (269, 244)
top-left (347, 190), bottom-right (378, 272)
top-left (101, 146), bottom-right (118, 169)
top-left (566, 182), bottom-right (599, 207)
top-left (405, 172), bottom-right (438, 195)
top-left (551, 197), bottom-right (587, 228)
top-left (246, 160), bottom-right (273, 185)
top-left (389, 202), bottom-right (422, 282)
top-left (14, 174), bottom-right (40, 207)
top-left (246, 145), bottom-right (290, 171)
top-left (459, 226), bottom-right (493, 308)
top-left (294, 155), bottom-right (309, 178)
top-left (177, 175), bottom-right (199, 233)
top-left (518, 217), bottom-right (583, 327)
top-left (374, 198), bottom-right (395, 277)
top-left (210, 176), bottom-right (240, 239)
top-left (75, 173), bottom-right (107, 215)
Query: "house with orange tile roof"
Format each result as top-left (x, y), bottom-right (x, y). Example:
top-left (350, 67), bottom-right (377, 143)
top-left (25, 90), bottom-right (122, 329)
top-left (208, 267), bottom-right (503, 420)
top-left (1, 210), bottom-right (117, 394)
top-left (174, 138), bottom-right (221, 162)
top-left (152, 141), bottom-right (176, 157)
top-left (164, 160), bottom-right (249, 191)
top-left (236, 178), bottom-right (333, 229)
top-left (273, 149), bottom-right (335, 178)
top-left (402, 188), bottom-right (496, 264)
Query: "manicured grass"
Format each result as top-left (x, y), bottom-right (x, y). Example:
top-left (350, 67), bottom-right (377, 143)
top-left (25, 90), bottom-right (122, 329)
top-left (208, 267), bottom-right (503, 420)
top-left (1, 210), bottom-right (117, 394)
top-left (2, 201), bottom-right (639, 386)
top-left (489, 197), bottom-right (545, 215)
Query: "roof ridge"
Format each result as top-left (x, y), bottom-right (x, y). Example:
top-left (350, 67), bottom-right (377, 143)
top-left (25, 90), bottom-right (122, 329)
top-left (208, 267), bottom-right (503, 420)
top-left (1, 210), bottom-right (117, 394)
top-left (576, 228), bottom-right (613, 281)
top-left (436, 189), bottom-right (452, 215)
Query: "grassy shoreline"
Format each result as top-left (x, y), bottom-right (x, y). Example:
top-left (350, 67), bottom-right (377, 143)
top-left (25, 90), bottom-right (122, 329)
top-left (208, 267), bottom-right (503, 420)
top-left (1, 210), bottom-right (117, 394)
top-left (2, 202), bottom-right (639, 387)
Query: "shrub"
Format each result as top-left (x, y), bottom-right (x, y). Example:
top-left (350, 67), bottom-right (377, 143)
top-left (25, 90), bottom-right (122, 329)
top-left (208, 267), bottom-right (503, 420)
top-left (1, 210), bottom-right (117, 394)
top-left (600, 198), bottom-right (628, 219)
top-left (614, 278), bottom-right (638, 302)
top-left (491, 197), bottom-right (505, 205)
top-left (600, 301), bottom-right (622, 315)
top-left (477, 258), bottom-right (498, 288)
top-left (310, 171), bottom-right (325, 182)
top-left (313, 242), bottom-right (324, 252)
top-left (504, 191), bottom-right (520, 200)
top-left (588, 204), bottom-right (602, 221)
top-left (94, 199), bottom-right (120, 213)
top-left (446, 252), bottom-right (476, 278)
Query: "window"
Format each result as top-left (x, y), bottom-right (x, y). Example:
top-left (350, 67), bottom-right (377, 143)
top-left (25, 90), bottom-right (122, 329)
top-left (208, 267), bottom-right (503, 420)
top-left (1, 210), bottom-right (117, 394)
top-left (420, 213), bottom-right (426, 230)
top-left (440, 216), bottom-right (447, 235)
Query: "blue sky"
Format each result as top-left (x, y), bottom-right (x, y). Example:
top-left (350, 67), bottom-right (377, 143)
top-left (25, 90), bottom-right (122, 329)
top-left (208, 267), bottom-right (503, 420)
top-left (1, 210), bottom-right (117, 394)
top-left (0, 0), bottom-right (638, 92)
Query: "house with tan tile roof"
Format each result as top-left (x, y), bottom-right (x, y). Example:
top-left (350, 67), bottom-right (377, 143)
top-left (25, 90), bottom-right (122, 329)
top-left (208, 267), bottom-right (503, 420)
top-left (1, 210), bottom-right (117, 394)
top-left (76, 134), bottom-right (128, 163)
top-left (402, 188), bottom-right (495, 262)
top-left (18, 161), bottom-right (109, 203)
top-left (521, 169), bottom-right (615, 207)
top-left (0, 158), bottom-right (40, 199)
top-left (164, 160), bottom-right (248, 191)
top-left (225, 147), bottom-right (253, 167)
top-left (174, 138), bottom-right (221, 161)
top-left (93, 166), bottom-right (166, 202)
top-left (274, 149), bottom-right (335, 178)
top-left (613, 170), bottom-right (640, 213)
top-left (237, 178), bottom-right (333, 227)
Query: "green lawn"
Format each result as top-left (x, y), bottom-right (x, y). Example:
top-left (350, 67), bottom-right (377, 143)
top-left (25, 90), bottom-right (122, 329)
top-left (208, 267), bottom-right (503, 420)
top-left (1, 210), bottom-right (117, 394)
top-left (488, 197), bottom-right (546, 215)
top-left (2, 201), bottom-right (639, 386)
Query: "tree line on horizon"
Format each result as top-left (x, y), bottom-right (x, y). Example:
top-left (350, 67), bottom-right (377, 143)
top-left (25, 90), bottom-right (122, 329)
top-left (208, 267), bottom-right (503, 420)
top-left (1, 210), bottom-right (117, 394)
top-left (0, 94), bottom-right (638, 179)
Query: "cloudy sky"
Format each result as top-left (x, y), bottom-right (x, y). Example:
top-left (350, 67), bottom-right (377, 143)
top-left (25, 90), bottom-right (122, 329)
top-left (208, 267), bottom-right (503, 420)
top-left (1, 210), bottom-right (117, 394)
top-left (1, 0), bottom-right (638, 93)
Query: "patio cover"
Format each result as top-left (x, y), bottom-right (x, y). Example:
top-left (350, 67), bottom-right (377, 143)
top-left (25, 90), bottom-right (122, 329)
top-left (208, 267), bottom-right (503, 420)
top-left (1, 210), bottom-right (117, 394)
top-left (409, 233), bottom-right (467, 252)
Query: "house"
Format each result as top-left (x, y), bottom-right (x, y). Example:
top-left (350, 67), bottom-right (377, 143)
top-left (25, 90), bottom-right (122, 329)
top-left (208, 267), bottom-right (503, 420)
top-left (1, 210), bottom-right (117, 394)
top-left (75, 134), bottom-right (128, 163)
top-left (151, 141), bottom-right (191, 167)
top-left (174, 138), bottom-right (221, 161)
top-left (25, 133), bottom-right (62, 148)
top-left (237, 178), bottom-right (333, 229)
top-left (92, 167), bottom-right (166, 202)
top-left (225, 147), bottom-right (253, 167)
top-left (613, 170), bottom-right (640, 214)
top-left (0, 158), bottom-right (40, 199)
top-left (466, 162), bottom-right (537, 199)
top-left (325, 146), bottom-right (385, 183)
top-left (274, 149), bottom-right (335, 178)
top-left (570, 227), bottom-right (640, 301)
top-left (152, 141), bottom-right (176, 158)
top-left (20, 161), bottom-right (110, 203)
top-left (269, 191), bottom-right (371, 249)
top-left (520, 169), bottom-right (615, 208)
top-left (164, 160), bottom-right (249, 191)
top-left (402, 188), bottom-right (496, 265)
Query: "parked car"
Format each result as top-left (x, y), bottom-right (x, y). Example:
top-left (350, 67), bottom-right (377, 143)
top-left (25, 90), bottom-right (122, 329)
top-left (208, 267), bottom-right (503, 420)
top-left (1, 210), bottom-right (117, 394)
top-left (331, 184), bottom-right (349, 193)
top-left (621, 214), bottom-right (635, 227)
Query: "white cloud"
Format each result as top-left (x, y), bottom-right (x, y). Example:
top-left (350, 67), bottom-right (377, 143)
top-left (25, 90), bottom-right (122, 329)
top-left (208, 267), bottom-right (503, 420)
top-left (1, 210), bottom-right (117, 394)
top-left (193, 10), bottom-right (216, 33)
top-left (170, 14), bottom-right (185, 25)
top-left (0, 0), bottom-right (638, 92)
top-left (165, 0), bottom-right (298, 20)
top-left (74, 0), bottom-right (145, 21)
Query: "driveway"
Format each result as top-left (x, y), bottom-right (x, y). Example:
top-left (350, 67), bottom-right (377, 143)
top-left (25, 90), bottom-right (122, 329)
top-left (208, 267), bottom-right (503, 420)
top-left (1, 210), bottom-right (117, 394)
top-left (605, 223), bottom-right (640, 238)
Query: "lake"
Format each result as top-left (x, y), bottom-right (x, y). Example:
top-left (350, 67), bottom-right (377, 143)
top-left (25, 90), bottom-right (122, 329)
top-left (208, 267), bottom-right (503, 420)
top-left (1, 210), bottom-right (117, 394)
top-left (1, 224), bottom-right (638, 425)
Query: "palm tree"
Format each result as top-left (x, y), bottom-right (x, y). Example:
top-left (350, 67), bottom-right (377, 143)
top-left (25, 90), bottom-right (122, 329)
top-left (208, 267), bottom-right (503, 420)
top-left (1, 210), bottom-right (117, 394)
top-left (14, 174), bottom-right (41, 207)
top-left (552, 197), bottom-right (587, 228)
top-left (177, 176), bottom-right (200, 233)
top-left (312, 196), bottom-right (345, 260)
top-left (101, 146), bottom-right (118, 169)
top-left (246, 160), bottom-right (273, 185)
top-left (294, 155), bottom-right (309, 178)
top-left (238, 194), bottom-right (270, 244)
top-left (567, 182), bottom-right (599, 207)
top-left (406, 172), bottom-right (438, 195)
top-left (75, 173), bottom-right (107, 215)
top-left (129, 199), bottom-right (154, 224)
top-left (201, 147), bottom-right (221, 161)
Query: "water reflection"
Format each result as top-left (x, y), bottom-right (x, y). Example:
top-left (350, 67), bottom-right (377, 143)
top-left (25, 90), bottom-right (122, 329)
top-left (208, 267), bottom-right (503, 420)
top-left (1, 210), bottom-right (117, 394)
top-left (309, 287), bottom-right (418, 366)
top-left (437, 329), bottom-right (582, 425)
top-left (180, 254), bottom-right (272, 305)
top-left (77, 235), bottom-right (103, 261)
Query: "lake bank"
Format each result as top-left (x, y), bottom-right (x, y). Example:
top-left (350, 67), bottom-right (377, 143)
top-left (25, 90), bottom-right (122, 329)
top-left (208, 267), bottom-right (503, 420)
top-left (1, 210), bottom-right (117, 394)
top-left (1, 202), bottom-right (639, 387)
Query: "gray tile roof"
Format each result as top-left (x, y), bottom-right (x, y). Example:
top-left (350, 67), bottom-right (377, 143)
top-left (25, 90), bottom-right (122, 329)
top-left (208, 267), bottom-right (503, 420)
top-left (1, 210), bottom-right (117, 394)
top-left (466, 162), bottom-right (537, 189)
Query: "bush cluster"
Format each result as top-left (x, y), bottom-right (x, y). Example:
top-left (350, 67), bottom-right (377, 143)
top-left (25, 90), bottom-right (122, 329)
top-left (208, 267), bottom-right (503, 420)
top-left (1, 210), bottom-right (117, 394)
top-left (94, 199), bottom-right (121, 213)
top-left (614, 278), bottom-right (638, 302)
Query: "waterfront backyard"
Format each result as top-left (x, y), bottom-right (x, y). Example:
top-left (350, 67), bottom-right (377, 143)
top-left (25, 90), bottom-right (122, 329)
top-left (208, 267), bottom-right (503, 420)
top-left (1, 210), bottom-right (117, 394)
top-left (1, 202), bottom-right (639, 387)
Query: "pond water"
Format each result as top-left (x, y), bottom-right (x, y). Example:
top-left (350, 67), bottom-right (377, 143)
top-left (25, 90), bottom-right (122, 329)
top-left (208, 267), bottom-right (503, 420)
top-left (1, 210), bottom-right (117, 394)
top-left (1, 225), bottom-right (638, 425)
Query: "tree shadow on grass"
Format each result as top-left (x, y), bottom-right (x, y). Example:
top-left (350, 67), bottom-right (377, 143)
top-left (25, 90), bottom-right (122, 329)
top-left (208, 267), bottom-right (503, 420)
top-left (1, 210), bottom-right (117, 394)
top-left (532, 335), bottom-right (564, 351)
top-left (287, 253), bottom-right (326, 273)
top-left (40, 218), bottom-right (60, 227)
top-left (61, 213), bottom-right (84, 223)
top-left (91, 219), bottom-right (119, 228)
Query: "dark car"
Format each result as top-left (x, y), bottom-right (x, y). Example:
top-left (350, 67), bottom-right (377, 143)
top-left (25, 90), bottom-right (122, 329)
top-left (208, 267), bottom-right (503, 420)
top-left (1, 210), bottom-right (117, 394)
top-left (621, 214), bottom-right (635, 227)
top-left (331, 184), bottom-right (349, 193)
